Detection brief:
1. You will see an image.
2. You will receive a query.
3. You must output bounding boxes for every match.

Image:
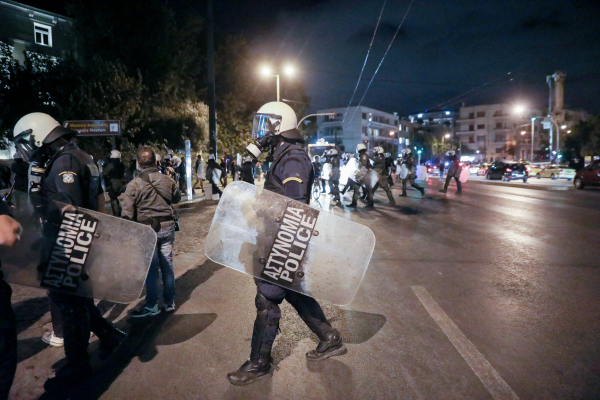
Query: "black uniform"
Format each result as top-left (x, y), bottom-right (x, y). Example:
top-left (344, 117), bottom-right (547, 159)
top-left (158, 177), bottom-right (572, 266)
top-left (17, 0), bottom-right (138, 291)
top-left (251, 142), bottom-right (337, 367)
top-left (103, 158), bottom-right (125, 217)
top-left (206, 159), bottom-right (223, 196)
top-left (239, 161), bottom-right (255, 184)
top-left (441, 155), bottom-right (462, 193)
top-left (372, 154), bottom-right (395, 204)
top-left (400, 154), bottom-right (425, 196)
top-left (41, 143), bottom-right (123, 382)
top-left (0, 202), bottom-right (17, 400)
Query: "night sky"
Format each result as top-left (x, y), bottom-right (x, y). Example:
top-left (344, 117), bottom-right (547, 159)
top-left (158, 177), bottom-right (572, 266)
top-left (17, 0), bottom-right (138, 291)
top-left (20, 0), bottom-right (600, 115)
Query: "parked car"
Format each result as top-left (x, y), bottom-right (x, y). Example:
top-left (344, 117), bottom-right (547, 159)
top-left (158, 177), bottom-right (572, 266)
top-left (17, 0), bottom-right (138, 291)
top-left (532, 164), bottom-right (576, 180)
top-left (469, 163), bottom-right (480, 174)
top-left (477, 163), bottom-right (491, 176)
top-left (426, 164), bottom-right (440, 176)
top-left (486, 161), bottom-right (528, 182)
top-left (574, 160), bottom-right (600, 189)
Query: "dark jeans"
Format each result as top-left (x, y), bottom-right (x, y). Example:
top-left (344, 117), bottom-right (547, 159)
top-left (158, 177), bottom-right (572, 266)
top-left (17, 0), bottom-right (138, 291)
top-left (50, 296), bottom-right (64, 338)
top-left (145, 224), bottom-right (175, 307)
top-left (0, 279), bottom-right (16, 400)
top-left (211, 182), bottom-right (222, 196)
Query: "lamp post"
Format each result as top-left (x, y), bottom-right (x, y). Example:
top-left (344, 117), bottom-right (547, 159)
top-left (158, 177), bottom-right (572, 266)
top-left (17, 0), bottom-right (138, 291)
top-left (261, 66), bottom-right (294, 102)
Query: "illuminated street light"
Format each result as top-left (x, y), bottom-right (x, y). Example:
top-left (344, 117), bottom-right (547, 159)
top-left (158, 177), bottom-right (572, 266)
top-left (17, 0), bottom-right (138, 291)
top-left (389, 131), bottom-right (394, 136)
top-left (445, 133), bottom-right (451, 138)
top-left (521, 131), bottom-right (526, 135)
top-left (561, 125), bottom-right (567, 129)
top-left (513, 105), bottom-right (525, 114)
top-left (417, 113), bottom-right (423, 118)
top-left (445, 111), bottom-right (451, 115)
top-left (260, 65), bottom-right (295, 102)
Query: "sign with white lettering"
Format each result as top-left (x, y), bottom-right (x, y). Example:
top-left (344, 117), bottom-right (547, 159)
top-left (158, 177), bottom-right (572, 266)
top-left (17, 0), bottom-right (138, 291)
top-left (205, 181), bottom-right (376, 306)
top-left (64, 120), bottom-right (121, 136)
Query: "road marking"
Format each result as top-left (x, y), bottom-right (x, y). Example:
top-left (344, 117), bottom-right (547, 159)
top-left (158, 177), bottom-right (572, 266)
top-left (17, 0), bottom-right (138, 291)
top-left (411, 286), bottom-right (520, 400)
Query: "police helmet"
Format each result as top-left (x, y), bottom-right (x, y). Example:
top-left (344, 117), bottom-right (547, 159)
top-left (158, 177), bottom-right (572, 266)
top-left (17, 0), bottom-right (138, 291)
top-left (373, 146), bottom-right (384, 155)
top-left (251, 102), bottom-right (301, 141)
top-left (329, 149), bottom-right (339, 156)
top-left (401, 148), bottom-right (412, 155)
top-left (446, 150), bottom-right (455, 156)
top-left (356, 144), bottom-right (366, 152)
top-left (243, 156), bottom-right (252, 163)
top-left (13, 112), bottom-right (76, 147)
top-left (208, 154), bottom-right (215, 160)
top-left (110, 150), bottom-right (121, 159)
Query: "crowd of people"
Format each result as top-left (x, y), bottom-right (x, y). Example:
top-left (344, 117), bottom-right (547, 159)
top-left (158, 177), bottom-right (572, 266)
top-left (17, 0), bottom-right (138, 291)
top-left (0, 103), bottom-right (464, 397)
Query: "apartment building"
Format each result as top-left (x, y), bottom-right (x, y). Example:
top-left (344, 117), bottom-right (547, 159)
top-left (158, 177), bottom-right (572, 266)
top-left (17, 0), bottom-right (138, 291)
top-left (316, 106), bottom-right (409, 155)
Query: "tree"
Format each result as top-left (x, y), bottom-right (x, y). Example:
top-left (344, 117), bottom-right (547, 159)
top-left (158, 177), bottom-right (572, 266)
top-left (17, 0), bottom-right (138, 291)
top-left (563, 116), bottom-right (600, 158)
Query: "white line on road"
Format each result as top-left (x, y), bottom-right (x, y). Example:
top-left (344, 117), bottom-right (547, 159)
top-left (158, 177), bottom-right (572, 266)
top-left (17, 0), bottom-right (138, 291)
top-left (411, 286), bottom-right (520, 400)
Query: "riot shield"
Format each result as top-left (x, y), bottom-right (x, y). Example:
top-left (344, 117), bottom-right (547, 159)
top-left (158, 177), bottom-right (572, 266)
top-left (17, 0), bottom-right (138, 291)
top-left (205, 181), bottom-right (375, 306)
top-left (362, 170), bottom-right (380, 191)
top-left (0, 191), bottom-right (157, 303)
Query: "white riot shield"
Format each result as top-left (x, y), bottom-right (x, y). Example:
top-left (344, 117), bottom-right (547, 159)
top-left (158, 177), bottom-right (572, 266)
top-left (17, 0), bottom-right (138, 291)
top-left (0, 191), bottom-right (157, 303)
top-left (459, 167), bottom-right (470, 183)
top-left (205, 181), bottom-right (375, 306)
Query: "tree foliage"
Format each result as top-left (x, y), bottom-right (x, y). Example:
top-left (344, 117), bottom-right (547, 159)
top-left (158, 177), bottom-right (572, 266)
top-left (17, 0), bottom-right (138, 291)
top-left (563, 115), bottom-right (600, 157)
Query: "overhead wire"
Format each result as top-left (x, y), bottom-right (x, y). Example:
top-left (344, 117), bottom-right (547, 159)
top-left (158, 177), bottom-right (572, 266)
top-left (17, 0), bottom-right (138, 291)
top-left (342, 0), bottom-right (387, 122)
top-left (348, 0), bottom-right (416, 123)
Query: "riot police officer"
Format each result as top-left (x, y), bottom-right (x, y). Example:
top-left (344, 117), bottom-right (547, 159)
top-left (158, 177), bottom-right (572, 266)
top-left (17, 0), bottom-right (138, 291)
top-left (372, 147), bottom-right (395, 205)
top-left (356, 144), bottom-right (374, 206)
top-left (399, 148), bottom-right (425, 197)
top-left (230, 102), bottom-right (346, 386)
top-left (13, 113), bottom-right (126, 390)
top-left (327, 148), bottom-right (342, 205)
top-left (102, 150), bottom-right (125, 217)
top-left (439, 150), bottom-right (462, 194)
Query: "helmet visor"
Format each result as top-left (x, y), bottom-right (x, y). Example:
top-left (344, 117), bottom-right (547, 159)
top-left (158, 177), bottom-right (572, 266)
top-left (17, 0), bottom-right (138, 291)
top-left (252, 113), bottom-right (282, 139)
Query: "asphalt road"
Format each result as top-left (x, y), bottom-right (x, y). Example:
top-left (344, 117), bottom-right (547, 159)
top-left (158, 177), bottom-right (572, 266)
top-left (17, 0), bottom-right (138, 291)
top-left (9, 178), bottom-right (600, 399)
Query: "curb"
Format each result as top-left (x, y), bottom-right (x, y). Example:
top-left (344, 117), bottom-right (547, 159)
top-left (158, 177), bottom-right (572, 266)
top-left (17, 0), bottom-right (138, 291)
top-left (466, 179), bottom-right (573, 191)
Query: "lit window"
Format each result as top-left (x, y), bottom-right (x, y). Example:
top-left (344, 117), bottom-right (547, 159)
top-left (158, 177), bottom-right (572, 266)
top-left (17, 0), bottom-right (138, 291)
top-left (34, 23), bottom-right (52, 47)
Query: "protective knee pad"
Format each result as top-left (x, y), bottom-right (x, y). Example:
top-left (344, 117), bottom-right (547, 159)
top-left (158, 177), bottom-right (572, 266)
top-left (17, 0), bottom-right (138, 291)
top-left (251, 293), bottom-right (281, 361)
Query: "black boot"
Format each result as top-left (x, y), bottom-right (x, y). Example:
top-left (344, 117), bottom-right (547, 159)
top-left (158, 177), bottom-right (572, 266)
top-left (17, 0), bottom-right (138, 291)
top-left (306, 330), bottom-right (347, 361)
top-left (348, 202), bottom-right (357, 208)
top-left (97, 324), bottom-right (127, 360)
top-left (227, 349), bottom-right (272, 386)
top-left (399, 192), bottom-right (407, 197)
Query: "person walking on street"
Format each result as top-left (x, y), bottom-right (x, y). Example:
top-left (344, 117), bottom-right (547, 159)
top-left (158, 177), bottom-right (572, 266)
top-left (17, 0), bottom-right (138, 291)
top-left (124, 146), bottom-right (181, 317)
top-left (206, 155), bottom-right (224, 198)
top-left (399, 149), bottom-right (425, 197)
top-left (12, 113), bottom-right (126, 391)
top-left (439, 151), bottom-right (462, 194)
top-left (228, 102), bottom-right (346, 386)
top-left (439, 159), bottom-right (446, 180)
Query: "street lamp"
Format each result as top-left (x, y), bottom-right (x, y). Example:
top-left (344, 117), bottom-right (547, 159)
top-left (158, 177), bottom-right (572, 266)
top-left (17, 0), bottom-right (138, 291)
top-left (260, 65), bottom-right (294, 102)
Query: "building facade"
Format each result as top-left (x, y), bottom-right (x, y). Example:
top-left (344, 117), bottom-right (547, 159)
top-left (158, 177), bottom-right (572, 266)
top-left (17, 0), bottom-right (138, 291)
top-left (0, 0), bottom-right (76, 62)
top-left (316, 106), bottom-right (408, 155)
top-left (456, 104), bottom-right (543, 162)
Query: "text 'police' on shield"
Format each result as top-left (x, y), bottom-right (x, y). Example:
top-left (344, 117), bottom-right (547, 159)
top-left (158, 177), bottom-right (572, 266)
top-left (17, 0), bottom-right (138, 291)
top-left (261, 204), bottom-right (319, 284)
top-left (41, 211), bottom-right (98, 292)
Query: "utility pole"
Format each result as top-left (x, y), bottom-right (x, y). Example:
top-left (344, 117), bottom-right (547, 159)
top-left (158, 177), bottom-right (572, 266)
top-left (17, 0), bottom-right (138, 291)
top-left (206, 0), bottom-right (217, 157)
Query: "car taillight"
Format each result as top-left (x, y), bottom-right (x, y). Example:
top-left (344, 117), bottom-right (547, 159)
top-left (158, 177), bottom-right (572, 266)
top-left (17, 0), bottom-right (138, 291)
top-left (427, 168), bottom-right (432, 172)
top-left (506, 168), bottom-right (512, 172)
top-left (559, 170), bottom-right (563, 173)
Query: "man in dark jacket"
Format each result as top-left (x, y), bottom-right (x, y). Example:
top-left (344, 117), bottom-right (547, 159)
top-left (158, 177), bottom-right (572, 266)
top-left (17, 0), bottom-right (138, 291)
top-left (12, 112), bottom-right (125, 390)
top-left (123, 147), bottom-right (181, 317)
top-left (440, 151), bottom-right (462, 194)
top-left (228, 102), bottom-right (345, 386)
top-left (206, 155), bottom-right (224, 197)
top-left (102, 150), bottom-right (125, 217)
top-left (239, 157), bottom-right (255, 184)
